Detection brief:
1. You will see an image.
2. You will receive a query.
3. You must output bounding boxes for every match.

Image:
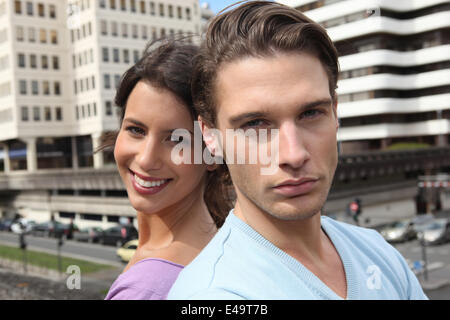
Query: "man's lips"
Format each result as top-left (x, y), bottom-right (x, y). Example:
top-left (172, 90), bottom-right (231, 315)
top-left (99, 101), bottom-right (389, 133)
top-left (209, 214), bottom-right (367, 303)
top-left (273, 178), bottom-right (319, 197)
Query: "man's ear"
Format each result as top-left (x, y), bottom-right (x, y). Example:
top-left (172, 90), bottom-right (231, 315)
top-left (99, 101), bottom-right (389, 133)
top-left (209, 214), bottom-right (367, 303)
top-left (198, 116), bottom-right (216, 155)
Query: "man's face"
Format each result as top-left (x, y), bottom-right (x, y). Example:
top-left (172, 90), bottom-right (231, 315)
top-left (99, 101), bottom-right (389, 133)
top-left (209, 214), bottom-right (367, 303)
top-left (210, 51), bottom-right (339, 221)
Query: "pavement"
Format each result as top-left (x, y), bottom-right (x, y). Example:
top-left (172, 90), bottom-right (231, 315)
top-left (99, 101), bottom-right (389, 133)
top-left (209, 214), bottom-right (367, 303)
top-left (0, 259), bottom-right (123, 300)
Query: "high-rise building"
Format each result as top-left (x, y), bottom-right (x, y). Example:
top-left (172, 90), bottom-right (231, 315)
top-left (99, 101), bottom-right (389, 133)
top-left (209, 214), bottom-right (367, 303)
top-left (0, 0), bottom-right (201, 227)
top-left (280, 0), bottom-right (450, 154)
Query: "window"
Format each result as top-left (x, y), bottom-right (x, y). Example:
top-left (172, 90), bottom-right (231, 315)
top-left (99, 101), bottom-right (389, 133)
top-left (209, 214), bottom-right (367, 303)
top-left (102, 47), bottom-right (109, 62)
top-left (150, 2), bottom-right (155, 15)
top-left (41, 55), bottom-right (48, 69)
top-left (130, 0), bottom-right (136, 12)
top-left (105, 101), bottom-right (112, 115)
top-left (52, 56), bottom-right (59, 70)
top-left (120, 0), bottom-right (126, 11)
top-left (113, 48), bottom-right (119, 62)
top-left (15, 0), bottom-right (22, 14)
top-left (123, 49), bottom-right (130, 63)
top-left (19, 80), bottom-right (27, 94)
top-left (16, 26), bottom-right (24, 41)
top-left (92, 76), bottom-right (96, 89)
top-left (73, 80), bottom-right (77, 94)
top-left (101, 20), bottom-right (107, 35)
top-left (75, 105), bottom-right (79, 120)
top-left (100, 0), bottom-right (106, 8)
top-left (38, 3), bottom-right (44, 17)
top-left (168, 5), bottom-right (173, 18)
top-left (110, 0), bottom-right (116, 10)
top-left (44, 106), bottom-right (51, 121)
top-left (133, 50), bottom-right (139, 63)
top-left (122, 23), bottom-right (128, 38)
top-left (159, 3), bottom-right (164, 16)
top-left (104, 74), bottom-right (111, 89)
top-left (177, 6), bottom-right (182, 19)
top-left (111, 22), bottom-right (118, 36)
top-left (21, 106), bottom-right (29, 121)
top-left (33, 106), bottom-right (40, 121)
top-left (141, 25), bottom-right (148, 39)
top-left (114, 74), bottom-right (120, 88)
top-left (49, 4), bottom-right (56, 18)
top-left (30, 54), bottom-right (37, 68)
top-left (186, 7), bottom-right (191, 21)
top-left (54, 82), bottom-right (61, 95)
top-left (26, 1), bottom-right (33, 16)
top-left (32, 81), bottom-right (39, 95)
top-left (132, 24), bottom-right (138, 39)
top-left (93, 102), bottom-right (97, 116)
top-left (42, 81), bottom-right (49, 95)
top-left (140, 0), bottom-right (145, 13)
top-left (40, 29), bottom-right (47, 43)
top-left (55, 107), bottom-right (62, 121)
top-left (28, 27), bottom-right (36, 42)
top-left (18, 53), bottom-right (25, 68)
top-left (50, 30), bottom-right (57, 44)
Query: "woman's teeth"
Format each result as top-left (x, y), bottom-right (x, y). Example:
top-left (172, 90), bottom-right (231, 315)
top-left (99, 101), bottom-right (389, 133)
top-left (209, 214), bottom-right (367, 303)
top-left (134, 174), bottom-right (168, 188)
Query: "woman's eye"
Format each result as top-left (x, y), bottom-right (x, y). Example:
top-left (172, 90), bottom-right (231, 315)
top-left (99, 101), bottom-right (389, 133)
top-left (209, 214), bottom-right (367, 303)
top-left (125, 126), bottom-right (145, 136)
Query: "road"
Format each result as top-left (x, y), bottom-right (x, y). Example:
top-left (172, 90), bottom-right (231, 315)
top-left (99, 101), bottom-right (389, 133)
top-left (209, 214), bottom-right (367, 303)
top-left (0, 230), bottom-right (123, 267)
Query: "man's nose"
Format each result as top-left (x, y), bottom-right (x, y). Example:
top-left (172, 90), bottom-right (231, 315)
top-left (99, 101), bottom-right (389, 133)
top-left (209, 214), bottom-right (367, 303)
top-left (277, 122), bottom-right (310, 170)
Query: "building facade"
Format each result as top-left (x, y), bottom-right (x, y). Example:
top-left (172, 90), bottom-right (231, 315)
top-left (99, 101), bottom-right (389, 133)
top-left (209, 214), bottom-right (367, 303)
top-left (280, 0), bottom-right (450, 154)
top-left (0, 0), bottom-right (201, 229)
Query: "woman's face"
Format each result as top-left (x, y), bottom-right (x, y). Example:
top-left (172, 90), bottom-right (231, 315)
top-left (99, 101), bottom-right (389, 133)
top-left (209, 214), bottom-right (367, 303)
top-left (114, 80), bottom-right (207, 215)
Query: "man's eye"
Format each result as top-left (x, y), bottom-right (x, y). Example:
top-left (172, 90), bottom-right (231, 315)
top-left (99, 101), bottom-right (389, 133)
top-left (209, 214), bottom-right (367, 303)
top-left (242, 119), bottom-right (265, 129)
top-left (125, 126), bottom-right (145, 135)
top-left (302, 109), bottom-right (323, 119)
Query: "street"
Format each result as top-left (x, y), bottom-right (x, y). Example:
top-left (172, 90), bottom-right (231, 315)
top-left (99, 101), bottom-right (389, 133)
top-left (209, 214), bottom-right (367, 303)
top-left (0, 230), bottom-right (123, 267)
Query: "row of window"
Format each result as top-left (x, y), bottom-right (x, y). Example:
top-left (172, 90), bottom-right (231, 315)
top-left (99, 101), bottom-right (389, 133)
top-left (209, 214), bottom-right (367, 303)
top-left (17, 53), bottom-right (60, 70)
top-left (19, 79), bottom-right (62, 96)
top-left (72, 49), bottom-right (94, 69)
top-left (75, 100), bottom-right (116, 119)
top-left (70, 22), bottom-right (93, 43)
top-left (74, 76), bottom-right (96, 94)
top-left (102, 47), bottom-right (141, 65)
top-left (21, 105), bottom-right (63, 122)
top-left (100, 20), bottom-right (194, 40)
top-left (75, 102), bottom-right (98, 120)
top-left (16, 26), bottom-right (58, 44)
top-left (14, 0), bottom-right (57, 19)
top-left (99, 0), bottom-right (195, 20)
top-left (103, 74), bottom-right (122, 90)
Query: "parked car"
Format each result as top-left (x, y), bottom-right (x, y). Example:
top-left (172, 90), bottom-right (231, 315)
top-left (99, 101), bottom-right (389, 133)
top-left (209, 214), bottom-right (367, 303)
top-left (379, 219), bottom-right (417, 243)
top-left (32, 221), bottom-right (78, 239)
top-left (100, 224), bottom-right (138, 247)
top-left (11, 218), bottom-right (36, 234)
top-left (73, 227), bottom-right (103, 243)
top-left (0, 218), bottom-right (14, 231)
top-left (117, 239), bottom-right (138, 263)
top-left (422, 219), bottom-right (450, 246)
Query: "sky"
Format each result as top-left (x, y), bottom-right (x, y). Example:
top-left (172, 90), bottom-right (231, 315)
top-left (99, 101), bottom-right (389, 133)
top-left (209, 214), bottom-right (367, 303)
top-left (201, 0), bottom-right (247, 13)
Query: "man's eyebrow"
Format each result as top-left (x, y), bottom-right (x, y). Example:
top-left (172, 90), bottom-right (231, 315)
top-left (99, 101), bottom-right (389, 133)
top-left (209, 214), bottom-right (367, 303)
top-left (228, 98), bottom-right (333, 125)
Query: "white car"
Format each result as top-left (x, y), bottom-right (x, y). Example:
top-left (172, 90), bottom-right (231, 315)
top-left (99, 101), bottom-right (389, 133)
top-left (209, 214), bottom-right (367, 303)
top-left (11, 218), bottom-right (35, 234)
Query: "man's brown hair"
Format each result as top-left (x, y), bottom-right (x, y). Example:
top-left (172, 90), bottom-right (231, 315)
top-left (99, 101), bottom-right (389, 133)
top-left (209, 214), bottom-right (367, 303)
top-left (192, 0), bottom-right (340, 196)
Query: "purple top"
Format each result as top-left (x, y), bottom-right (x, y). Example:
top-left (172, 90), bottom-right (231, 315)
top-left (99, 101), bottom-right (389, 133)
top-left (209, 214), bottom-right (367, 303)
top-left (104, 258), bottom-right (184, 300)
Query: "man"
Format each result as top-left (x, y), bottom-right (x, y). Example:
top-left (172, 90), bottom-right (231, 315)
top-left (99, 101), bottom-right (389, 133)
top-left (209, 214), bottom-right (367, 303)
top-left (168, 1), bottom-right (427, 300)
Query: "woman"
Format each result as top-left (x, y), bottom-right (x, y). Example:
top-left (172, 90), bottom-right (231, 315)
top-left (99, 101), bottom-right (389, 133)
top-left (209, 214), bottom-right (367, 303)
top-left (103, 39), bottom-right (232, 300)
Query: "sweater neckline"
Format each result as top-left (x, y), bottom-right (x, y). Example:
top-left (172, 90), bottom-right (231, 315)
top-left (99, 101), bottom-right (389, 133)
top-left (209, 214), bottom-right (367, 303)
top-left (226, 210), bottom-right (357, 300)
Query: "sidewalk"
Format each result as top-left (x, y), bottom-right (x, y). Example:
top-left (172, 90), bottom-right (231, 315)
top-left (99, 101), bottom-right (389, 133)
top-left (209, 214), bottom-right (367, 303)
top-left (0, 260), bottom-right (122, 300)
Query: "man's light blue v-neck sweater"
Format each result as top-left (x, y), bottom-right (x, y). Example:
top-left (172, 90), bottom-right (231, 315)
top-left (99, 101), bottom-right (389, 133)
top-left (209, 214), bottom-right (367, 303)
top-left (168, 211), bottom-right (428, 300)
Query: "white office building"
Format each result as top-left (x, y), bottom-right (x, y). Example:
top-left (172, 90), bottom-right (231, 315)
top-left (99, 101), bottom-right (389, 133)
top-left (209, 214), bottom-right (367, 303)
top-left (0, 0), bottom-right (201, 228)
top-left (280, 0), bottom-right (450, 154)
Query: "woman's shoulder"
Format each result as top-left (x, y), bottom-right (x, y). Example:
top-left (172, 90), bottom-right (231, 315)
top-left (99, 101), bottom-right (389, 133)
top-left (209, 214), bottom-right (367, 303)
top-left (104, 257), bottom-right (184, 300)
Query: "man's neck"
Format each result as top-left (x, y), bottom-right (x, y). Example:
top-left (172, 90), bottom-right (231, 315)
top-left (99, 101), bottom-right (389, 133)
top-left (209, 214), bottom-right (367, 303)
top-left (233, 196), bottom-right (327, 264)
